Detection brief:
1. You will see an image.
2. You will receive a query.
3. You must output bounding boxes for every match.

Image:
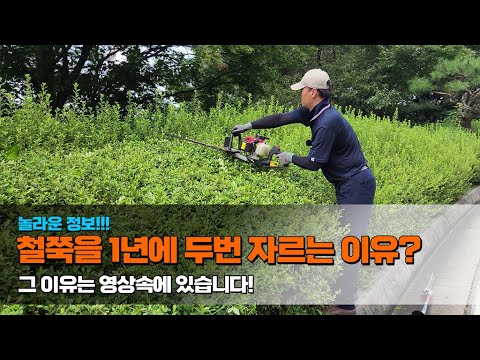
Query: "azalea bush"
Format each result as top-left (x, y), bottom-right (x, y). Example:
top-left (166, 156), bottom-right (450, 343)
top-left (1, 80), bottom-right (479, 315)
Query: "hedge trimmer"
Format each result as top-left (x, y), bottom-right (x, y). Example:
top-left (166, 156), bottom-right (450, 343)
top-left (165, 132), bottom-right (285, 168)
top-left (411, 272), bottom-right (435, 315)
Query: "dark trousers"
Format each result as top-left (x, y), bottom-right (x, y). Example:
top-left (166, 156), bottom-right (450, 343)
top-left (333, 167), bottom-right (376, 307)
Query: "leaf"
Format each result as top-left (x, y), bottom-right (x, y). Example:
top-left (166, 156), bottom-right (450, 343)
top-left (5, 144), bottom-right (19, 161)
top-left (228, 306), bottom-right (240, 315)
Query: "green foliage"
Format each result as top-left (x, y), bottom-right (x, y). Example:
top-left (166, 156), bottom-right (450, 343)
top-left (409, 77), bottom-right (433, 93)
top-left (472, 119), bottom-right (480, 134)
top-left (0, 45), bottom-right (193, 112)
top-left (3, 45), bottom-right (478, 128)
top-left (0, 45), bottom-right (319, 115)
top-left (319, 45), bottom-right (471, 123)
top-left (445, 80), bottom-right (471, 92)
top-left (409, 50), bottom-right (480, 128)
top-left (437, 103), bottom-right (463, 128)
top-left (1, 304), bottom-right (257, 315)
top-left (0, 304), bottom-right (23, 314)
top-left (174, 45), bottom-right (318, 110)
top-left (430, 52), bottom-right (480, 82)
top-left (410, 50), bottom-right (480, 99)
top-left (1, 86), bottom-right (480, 315)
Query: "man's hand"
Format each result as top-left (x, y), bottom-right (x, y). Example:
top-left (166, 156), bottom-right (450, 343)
top-left (276, 152), bottom-right (294, 166)
top-left (232, 123), bottom-right (252, 135)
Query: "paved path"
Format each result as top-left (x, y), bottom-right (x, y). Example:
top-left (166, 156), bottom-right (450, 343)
top-left (393, 205), bottom-right (480, 315)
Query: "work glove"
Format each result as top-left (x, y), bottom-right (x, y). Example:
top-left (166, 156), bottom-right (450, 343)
top-left (232, 122), bottom-right (252, 135)
top-left (276, 152), bottom-right (294, 166)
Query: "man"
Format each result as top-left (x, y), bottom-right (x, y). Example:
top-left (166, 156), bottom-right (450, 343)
top-left (232, 69), bottom-right (376, 315)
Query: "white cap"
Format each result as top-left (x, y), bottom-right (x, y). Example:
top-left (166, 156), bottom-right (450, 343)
top-left (291, 69), bottom-right (330, 90)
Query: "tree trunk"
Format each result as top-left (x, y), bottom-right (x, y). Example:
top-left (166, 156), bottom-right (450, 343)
top-left (35, 46), bottom-right (58, 96)
top-left (52, 45), bottom-right (94, 112)
top-left (460, 88), bottom-right (480, 130)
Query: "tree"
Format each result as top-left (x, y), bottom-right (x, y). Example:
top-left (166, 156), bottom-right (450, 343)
top-left (410, 50), bottom-right (480, 129)
top-left (0, 45), bottom-right (189, 112)
top-left (5, 44), bottom-right (472, 122)
top-left (0, 45), bottom-right (95, 111)
top-left (316, 45), bottom-right (470, 123)
top-left (167, 45), bottom-right (319, 110)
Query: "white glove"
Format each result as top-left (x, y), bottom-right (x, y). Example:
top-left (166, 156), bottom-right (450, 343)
top-left (232, 123), bottom-right (252, 135)
top-left (276, 152), bottom-right (294, 166)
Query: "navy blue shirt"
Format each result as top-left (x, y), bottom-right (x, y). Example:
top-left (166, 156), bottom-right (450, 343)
top-left (288, 99), bottom-right (367, 183)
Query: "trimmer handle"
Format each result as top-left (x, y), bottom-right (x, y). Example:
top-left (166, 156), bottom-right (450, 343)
top-left (224, 133), bottom-right (242, 151)
top-left (268, 146), bottom-right (281, 158)
top-left (266, 146), bottom-right (288, 167)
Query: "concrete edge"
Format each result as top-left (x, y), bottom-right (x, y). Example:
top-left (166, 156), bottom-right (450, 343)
top-left (465, 242), bottom-right (480, 315)
top-left (356, 185), bottom-right (480, 315)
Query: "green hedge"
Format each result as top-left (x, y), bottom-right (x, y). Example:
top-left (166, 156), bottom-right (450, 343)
top-left (1, 84), bottom-right (479, 315)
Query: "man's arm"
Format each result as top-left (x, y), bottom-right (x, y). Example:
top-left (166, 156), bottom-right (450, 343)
top-left (232, 107), bottom-right (308, 134)
top-left (292, 155), bottom-right (323, 171)
top-left (251, 111), bottom-right (303, 129)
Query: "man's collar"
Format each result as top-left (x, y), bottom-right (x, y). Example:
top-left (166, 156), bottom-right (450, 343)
top-left (307, 98), bottom-right (330, 122)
